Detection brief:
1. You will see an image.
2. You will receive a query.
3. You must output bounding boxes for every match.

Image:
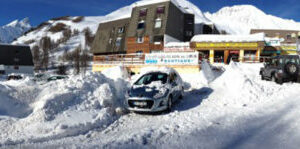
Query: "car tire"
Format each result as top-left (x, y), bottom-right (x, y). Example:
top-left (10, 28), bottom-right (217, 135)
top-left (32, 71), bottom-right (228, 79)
top-left (285, 62), bottom-right (298, 76)
top-left (179, 87), bottom-right (184, 100)
top-left (276, 78), bottom-right (283, 85)
top-left (167, 96), bottom-right (172, 112)
top-left (271, 75), bottom-right (276, 82)
top-left (261, 75), bottom-right (265, 80)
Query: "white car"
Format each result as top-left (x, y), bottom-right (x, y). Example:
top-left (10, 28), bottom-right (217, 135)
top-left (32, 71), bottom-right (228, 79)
top-left (126, 67), bottom-right (184, 112)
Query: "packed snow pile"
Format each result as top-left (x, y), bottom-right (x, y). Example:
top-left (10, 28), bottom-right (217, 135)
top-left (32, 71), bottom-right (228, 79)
top-left (205, 5), bottom-right (300, 34)
top-left (0, 66), bottom-right (129, 146)
top-left (0, 18), bottom-right (31, 43)
top-left (209, 62), bottom-right (275, 106)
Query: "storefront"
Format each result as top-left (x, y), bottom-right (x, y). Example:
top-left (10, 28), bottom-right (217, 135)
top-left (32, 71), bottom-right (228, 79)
top-left (280, 44), bottom-right (298, 55)
top-left (190, 34), bottom-right (265, 64)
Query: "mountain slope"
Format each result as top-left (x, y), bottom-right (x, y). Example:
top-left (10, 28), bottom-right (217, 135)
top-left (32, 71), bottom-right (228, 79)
top-left (205, 5), bottom-right (300, 35)
top-left (0, 18), bottom-right (31, 43)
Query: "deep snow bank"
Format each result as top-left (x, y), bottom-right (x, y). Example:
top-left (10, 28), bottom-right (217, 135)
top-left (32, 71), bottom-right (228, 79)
top-left (0, 66), bottom-right (129, 145)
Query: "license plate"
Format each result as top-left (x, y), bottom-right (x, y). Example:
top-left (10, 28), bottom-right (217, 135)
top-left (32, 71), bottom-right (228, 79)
top-left (133, 101), bottom-right (147, 106)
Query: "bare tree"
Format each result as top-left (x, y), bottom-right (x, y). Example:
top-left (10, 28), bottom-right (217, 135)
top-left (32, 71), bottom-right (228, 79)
top-left (80, 49), bottom-right (90, 74)
top-left (32, 45), bottom-right (41, 71)
top-left (40, 36), bottom-right (51, 70)
top-left (74, 45), bottom-right (81, 74)
top-left (83, 27), bottom-right (95, 47)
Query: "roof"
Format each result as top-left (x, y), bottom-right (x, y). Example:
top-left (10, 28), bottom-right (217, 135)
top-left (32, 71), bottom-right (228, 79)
top-left (164, 42), bottom-right (190, 47)
top-left (0, 44), bottom-right (34, 66)
top-left (191, 33), bottom-right (265, 43)
top-left (134, 0), bottom-right (192, 14)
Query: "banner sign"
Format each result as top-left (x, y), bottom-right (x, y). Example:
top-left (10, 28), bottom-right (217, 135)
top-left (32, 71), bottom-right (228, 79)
top-left (145, 52), bottom-right (199, 65)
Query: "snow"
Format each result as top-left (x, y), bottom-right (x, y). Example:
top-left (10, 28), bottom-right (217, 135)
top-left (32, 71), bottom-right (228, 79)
top-left (205, 5), bottom-right (300, 35)
top-left (164, 42), bottom-right (190, 47)
top-left (191, 33), bottom-right (265, 42)
top-left (0, 18), bottom-right (31, 43)
top-left (1, 63), bottom-right (300, 148)
top-left (0, 66), bottom-right (129, 146)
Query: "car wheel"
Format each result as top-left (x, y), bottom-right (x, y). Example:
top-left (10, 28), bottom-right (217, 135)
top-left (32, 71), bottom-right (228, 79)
top-left (261, 75), bottom-right (265, 80)
top-left (271, 75), bottom-right (276, 82)
top-left (179, 87), bottom-right (184, 100)
top-left (276, 78), bottom-right (283, 85)
top-left (285, 62), bottom-right (298, 76)
top-left (167, 96), bottom-right (172, 112)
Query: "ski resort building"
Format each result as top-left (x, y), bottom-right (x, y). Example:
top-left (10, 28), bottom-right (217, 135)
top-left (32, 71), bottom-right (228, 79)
top-left (190, 33), bottom-right (265, 64)
top-left (92, 0), bottom-right (195, 55)
top-left (251, 29), bottom-right (300, 55)
top-left (0, 44), bottom-right (34, 74)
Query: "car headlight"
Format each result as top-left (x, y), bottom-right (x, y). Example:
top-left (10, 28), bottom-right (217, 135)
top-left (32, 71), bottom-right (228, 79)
top-left (154, 88), bottom-right (168, 99)
top-left (125, 90), bottom-right (131, 98)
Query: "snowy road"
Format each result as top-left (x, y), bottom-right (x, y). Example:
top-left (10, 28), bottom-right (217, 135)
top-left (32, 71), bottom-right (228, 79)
top-left (2, 63), bottom-right (300, 148)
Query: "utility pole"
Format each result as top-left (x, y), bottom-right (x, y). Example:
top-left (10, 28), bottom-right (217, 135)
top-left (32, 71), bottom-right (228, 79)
top-left (297, 32), bottom-right (300, 54)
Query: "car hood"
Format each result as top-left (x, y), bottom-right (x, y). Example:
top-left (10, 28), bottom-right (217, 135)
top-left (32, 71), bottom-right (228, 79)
top-left (130, 85), bottom-right (168, 99)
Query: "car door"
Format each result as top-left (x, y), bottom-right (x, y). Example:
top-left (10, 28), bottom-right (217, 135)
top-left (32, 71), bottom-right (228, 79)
top-left (169, 73), bottom-right (178, 99)
top-left (266, 58), bottom-right (279, 78)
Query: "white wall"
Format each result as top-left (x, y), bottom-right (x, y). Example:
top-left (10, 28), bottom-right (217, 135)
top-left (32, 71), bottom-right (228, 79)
top-left (4, 65), bottom-right (34, 75)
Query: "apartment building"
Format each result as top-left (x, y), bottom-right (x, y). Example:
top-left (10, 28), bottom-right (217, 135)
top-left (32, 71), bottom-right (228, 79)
top-left (92, 0), bottom-right (195, 55)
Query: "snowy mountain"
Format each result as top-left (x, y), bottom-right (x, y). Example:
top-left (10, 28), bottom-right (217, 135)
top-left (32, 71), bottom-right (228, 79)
top-left (11, 1), bottom-right (300, 66)
top-left (0, 18), bottom-right (31, 43)
top-left (205, 5), bottom-right (300, 35)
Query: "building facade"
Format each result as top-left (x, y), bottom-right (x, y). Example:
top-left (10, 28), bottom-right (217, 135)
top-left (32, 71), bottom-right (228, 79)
top-left (92, 0), bottom-right (195, 55)
top-left (92, 18), bottom-right (130, 55)
top-left (190, 33), bottom-right (265, 64)
top-left (251, 29), bottom-right (300, 55)
top-left (0, 44), bottom-right (34, 74)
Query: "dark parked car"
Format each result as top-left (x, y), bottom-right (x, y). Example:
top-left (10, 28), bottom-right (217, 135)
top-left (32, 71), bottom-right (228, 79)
top-left (260, 55), bottom-right (300, 84)
top-left (7, 74), bottom-right (23, 80)
top-left (126, 68), bottom-right (184, 112)
top-left (47, 75), bottom-right (68, 82)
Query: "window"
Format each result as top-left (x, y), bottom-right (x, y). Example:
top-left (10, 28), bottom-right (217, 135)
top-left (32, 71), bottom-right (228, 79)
top-left (118, 27), bottom-right (124, 33)
top-left (186, 19), bottom-right (193, 25)
top-left (14, 65), bottom-right (19, 70)
top-left (169, 73), bottom-right (177, 83)
top-left (137, 21), bottom-right (145, 30)
top-left (154, 18), bottom-right (162, 28)
top-left (108, 38), bottom-right (112, 44)
top-left (157, 6), bottom-right (165, 14)
top-left (137, 37), bottom-right (144, 43)
top-left (134, 72), bottom-right (168, 85)
top-left (136, 50), bottom-right (143, 57)
top-left (287, 34), bottom-right (292, 40)
top-left (185, 31), bottom-right (193, 36)
top-left (139, 8), bottom-right (147, 17)
top-left (153, 36), bottom-right (163, 44)
top-left (116, 37), bottom-right (122, 47)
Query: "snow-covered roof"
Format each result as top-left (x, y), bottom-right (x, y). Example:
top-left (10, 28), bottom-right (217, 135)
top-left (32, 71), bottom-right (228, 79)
top-left (164, 42), bottom-right (190, 47)
top-left (191, 33), bottom-right (265, 42)
top-left (134, 0), bottom-right (191, 14)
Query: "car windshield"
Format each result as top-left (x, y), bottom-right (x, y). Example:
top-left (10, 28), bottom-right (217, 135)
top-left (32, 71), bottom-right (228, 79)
top-left (134, 72), bottom-right (168, 85)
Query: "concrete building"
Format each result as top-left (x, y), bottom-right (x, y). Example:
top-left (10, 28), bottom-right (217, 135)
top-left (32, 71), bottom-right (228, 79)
top-left (92, 18), bottom-right (130, 55)
top-left (0, 44), bottom-right (34, 74)
top-left (92, 0), bottom-right (196, 55)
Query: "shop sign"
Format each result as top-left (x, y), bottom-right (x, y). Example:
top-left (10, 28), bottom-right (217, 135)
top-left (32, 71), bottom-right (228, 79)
top-left (145, 52), bottom-right (199, 65)
top-left (195, 42), bottom-right (258, 48)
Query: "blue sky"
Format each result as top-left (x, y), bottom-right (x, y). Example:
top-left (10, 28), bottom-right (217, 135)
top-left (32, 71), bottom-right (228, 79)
top-left (1, 0), bottom-right (300, 26)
